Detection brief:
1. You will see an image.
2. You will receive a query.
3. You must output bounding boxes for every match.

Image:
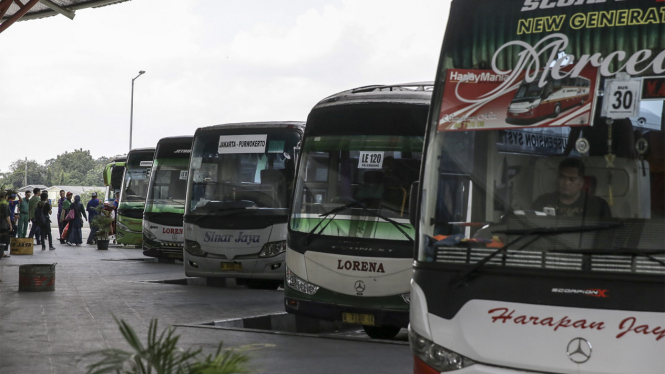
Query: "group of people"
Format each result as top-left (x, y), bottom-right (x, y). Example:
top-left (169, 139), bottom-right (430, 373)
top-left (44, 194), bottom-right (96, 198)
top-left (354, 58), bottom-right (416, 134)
top-left (0, 188), bottom-right (105, 258)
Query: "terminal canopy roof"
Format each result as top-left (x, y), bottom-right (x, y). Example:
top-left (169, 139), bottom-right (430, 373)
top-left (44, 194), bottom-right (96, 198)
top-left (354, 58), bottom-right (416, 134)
top-left (0, 0), bottom-right (129, 34)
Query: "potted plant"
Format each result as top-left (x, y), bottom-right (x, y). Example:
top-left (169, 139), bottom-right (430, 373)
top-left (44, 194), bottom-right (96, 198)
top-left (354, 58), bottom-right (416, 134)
top-left (91, 205), bottom-right (114, 250)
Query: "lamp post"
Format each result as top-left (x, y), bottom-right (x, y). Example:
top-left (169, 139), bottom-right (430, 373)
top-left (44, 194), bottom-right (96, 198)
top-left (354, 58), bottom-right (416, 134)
top-left (129, 70), bottom-right (146, 151)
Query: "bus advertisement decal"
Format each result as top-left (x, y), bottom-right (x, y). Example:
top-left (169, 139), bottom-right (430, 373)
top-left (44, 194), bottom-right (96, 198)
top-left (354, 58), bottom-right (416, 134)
top-left (438, 65), bottom-right (599, 132)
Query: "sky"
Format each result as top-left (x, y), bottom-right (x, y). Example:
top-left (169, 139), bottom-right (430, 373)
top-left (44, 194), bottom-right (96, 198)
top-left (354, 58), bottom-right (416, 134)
top-left (0, 0), bottom-right (450, 172)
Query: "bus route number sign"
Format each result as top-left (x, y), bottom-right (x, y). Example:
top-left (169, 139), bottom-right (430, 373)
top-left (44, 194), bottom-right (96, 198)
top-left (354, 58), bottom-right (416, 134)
top-left (602, 78), bottom-right (642, 119)
top-left (359, 152), bottom-right (384, 169)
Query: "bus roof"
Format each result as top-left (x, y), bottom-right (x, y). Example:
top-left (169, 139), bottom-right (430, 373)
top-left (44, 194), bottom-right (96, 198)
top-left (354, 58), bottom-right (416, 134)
top-left (154, 136), bottom-right (193, 159)
top-left (196, 121), bottom-right (305, 134)
top-left (127, 147), bottom-right (156, 155)
top-left (313, 82), bottom-right (434, 110)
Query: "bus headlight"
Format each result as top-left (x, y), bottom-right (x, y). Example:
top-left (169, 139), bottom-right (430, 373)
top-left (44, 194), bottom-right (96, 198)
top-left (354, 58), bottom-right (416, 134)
top-left (184, 240), bottom-right (206, 257)
top-left (259, 241), bottom-right (286, 257)
top-left (116, 221), bottom-right (130, 232)
top-left (401, 293), bottom-right (410, 304)
top-left (410, 329), bottom-right (475, 372)
top-left (285, 267), bottom-right (319, 295)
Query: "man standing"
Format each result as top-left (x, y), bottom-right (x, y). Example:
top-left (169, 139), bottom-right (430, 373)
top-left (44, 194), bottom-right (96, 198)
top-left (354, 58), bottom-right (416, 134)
top-left (86, 192), bottom-right (101, 245)
top-left (18, 191), bottom-right (31, 238)
top-left (57, 190), bottom-right (66, 240)
top-left (28, 187), bottom-right (42, 244)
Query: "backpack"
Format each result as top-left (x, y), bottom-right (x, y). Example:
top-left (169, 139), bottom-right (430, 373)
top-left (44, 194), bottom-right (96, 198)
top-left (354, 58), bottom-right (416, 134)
top-left (35, 201), bottom-right (49, 226)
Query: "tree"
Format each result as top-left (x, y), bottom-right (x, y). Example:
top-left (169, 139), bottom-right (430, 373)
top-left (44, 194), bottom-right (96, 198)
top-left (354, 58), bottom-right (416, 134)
top-left (0, 159), bottom-right (47, 188)
top-left (46, 168), bottom-right (53, 186)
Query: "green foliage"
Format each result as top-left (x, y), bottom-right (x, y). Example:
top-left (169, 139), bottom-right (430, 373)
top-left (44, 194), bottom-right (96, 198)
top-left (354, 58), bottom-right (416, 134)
top-left (86, 318), bottom-right (250, 374)
top-left (0, 150), bottom-right (112, 188)
top-left (91, 206), bottom-right (114, 240)
top-left (0, 159), bottom-right (47, 188)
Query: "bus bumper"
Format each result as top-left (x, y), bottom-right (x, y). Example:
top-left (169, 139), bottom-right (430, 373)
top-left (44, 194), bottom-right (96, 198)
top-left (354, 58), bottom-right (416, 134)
top-left (284, 291), bottom-right (409, 328)
top-left (184, 254), bottom-right (285, 280)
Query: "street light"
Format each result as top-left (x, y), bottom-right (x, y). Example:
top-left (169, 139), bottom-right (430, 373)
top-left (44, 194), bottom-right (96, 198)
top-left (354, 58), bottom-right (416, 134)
top-left (129, 70), bottom-right (146, 151)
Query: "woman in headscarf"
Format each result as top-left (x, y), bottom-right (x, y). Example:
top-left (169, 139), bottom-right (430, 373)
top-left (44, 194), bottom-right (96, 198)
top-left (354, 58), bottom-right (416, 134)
top-left (67, 195), bottom-right (87, 246)
top-left (60, 192), bottom-right (72, 244)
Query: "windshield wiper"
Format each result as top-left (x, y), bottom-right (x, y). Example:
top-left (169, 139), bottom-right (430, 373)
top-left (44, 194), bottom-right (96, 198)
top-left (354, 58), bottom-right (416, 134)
top-left (302, 200), bottom-right (364, 245)
top-left (450, 223), bottom-right (624, 288)
top-left (352, 205), bottom-right (413, 243)
top-left (302, 199), bottom-right (413, 245)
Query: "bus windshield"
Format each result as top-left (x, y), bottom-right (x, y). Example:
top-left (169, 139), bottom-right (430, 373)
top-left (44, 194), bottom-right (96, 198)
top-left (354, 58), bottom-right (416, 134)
top-left (186, 129), bottom-right (301, 217)
top-left (419, 101), bottom-right (665, 268)
top-left (120, 153), bottom-right (153, 205)
top-left (290, 135), bottom-right (422, 241)
top-left (145, 158), bottom-right (189, 214)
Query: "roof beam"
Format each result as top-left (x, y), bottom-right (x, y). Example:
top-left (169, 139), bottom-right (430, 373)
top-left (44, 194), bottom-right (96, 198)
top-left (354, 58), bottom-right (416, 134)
top-left (0, 0), bottom-right (40, 34)
top-left (38, 0), bottom-right (75, 20)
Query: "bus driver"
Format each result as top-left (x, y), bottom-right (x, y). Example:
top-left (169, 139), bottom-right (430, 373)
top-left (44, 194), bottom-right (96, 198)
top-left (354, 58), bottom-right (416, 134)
top-left (532, 158), bottom-right (612, 218)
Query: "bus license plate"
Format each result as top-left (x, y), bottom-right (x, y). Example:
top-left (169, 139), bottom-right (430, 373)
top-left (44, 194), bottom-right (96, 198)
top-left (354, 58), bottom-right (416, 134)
top-left (220, 262), bottom-right (242, 271)
top-left (342, 313), bottom-right (375, 326)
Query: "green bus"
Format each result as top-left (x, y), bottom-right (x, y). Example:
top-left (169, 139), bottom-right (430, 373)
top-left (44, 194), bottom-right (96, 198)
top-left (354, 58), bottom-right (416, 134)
top-left (143, 136), bottom-right (192, 261)
top-left (285, 83), bottom-right (431, 339)
top-left (117, 148), bottom-right (155, 246)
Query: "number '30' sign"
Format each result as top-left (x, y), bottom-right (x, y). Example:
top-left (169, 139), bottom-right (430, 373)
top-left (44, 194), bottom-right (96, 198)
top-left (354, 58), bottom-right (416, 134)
top-left (602, 78), bottom-right (642, 119)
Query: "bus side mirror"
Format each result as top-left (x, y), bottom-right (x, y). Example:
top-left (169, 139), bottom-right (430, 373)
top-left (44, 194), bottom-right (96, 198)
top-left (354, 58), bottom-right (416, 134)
top-left (409, 181), bottom-right (419, 226)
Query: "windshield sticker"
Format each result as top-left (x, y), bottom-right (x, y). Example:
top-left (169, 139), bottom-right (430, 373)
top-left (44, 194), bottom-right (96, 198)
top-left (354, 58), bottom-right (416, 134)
top-left (438, 65), bottom-right (599, 132)
top-left (601, 77), bottom-right (643, 118)
top-left (358, 151), bottom-right (384, 169)
top-left (267, 140), bottom-right (285, 153)
top-left (179, 170), bottom-right (188, 180)
top-left (191, 157), bottom-right (202, 169)
top-left (140, 161), bottom-right (153, 167)
top-left (218, 135), bottom-right (267, 154)
top-left (642, 77), bottom-right (665, 100)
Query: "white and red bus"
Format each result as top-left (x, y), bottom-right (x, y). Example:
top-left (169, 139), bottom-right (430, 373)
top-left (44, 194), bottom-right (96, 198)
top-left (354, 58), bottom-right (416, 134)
top-left (507, 73), bottom-right (591, 124)
top-left (411, 0), bottom-right (664, 373)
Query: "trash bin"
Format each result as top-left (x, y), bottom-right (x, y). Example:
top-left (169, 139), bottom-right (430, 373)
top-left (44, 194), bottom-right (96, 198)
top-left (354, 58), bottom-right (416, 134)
top-left (10, 237), bottom-right (33, 255)
top-left (18, 263), bottom-right (56, 292)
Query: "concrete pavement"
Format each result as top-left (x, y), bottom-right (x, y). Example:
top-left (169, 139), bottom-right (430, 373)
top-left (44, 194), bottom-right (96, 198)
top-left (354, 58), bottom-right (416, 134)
top-left (0, 229), bottom-right (413, 374)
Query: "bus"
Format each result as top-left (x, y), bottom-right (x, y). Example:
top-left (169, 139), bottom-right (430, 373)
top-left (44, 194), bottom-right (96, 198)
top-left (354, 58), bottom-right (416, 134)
top-left (103, 155), bottom-right (126, 204)
top-left (143, 136), bottom-right (192, 261)
top-left (117, 148), bottom-right (155, 246)
top-left (410, 1), bottom-right (664, 373)
top-left (507, 73), bottom-right (591, 125)
top-left (184, 122), bottom-right (305, 289)
top-left (285, 83), bottom-right (431, 339)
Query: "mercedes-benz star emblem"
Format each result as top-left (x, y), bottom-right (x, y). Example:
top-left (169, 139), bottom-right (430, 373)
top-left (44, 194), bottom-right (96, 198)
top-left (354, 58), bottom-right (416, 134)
top-left (354, 280), bottom-right (366, 293)
top-left (566, 338), bottom-right (592, 364)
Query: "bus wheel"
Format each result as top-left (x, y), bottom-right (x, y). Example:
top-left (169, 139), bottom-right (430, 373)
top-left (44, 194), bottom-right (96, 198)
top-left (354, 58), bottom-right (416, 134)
top-left (363, 325), bottom-right (401, 339)
top-left (553, 103), bottom-right (562, 118)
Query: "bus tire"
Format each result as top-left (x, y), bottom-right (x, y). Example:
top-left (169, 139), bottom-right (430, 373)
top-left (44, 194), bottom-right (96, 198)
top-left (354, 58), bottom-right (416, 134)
top-left (363, 325), bottom-right (401, 339)
top-left (553, 103), bottom-right (562, 118)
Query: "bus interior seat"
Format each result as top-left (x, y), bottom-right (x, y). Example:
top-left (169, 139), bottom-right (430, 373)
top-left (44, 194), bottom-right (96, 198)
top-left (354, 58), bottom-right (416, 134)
top-left (533, 156), bottom-right (651, 218)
